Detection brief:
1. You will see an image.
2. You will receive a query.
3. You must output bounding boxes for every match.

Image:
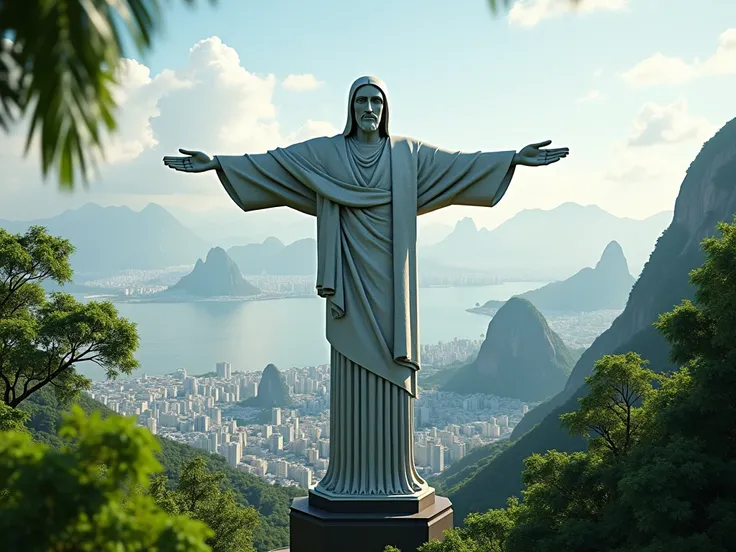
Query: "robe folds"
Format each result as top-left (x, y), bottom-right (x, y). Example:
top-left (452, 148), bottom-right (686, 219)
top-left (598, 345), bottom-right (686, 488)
top-left (215, 135), bottom-right (515, 398)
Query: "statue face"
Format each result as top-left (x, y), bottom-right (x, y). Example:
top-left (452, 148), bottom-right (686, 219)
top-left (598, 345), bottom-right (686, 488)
top-left (353, 84), bottom-right (384, 134)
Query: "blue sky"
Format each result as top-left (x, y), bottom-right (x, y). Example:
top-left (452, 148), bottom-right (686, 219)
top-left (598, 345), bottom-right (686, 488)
top-left (1, 0), bottom-right (735, 232)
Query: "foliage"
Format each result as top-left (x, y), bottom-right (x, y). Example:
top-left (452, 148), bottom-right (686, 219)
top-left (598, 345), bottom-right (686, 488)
top-left (0, 399), bottom-right (29, 432)
top-left (0, 0), bottom-right (216, 189)
top-left (150, 457), bottom-right (260, 552)
top-left (0, 226), bottom-right (139, 408)
top-left (559, 352), bottom-right (660, 457)
top-left (19, 386), bottom-right (305, 552)
top-left (0, 405), bottom-right (214, 551)
top-left (426, 217), bottom-right (736, 551)
top-left (419, 498), bottom-right (521, 552)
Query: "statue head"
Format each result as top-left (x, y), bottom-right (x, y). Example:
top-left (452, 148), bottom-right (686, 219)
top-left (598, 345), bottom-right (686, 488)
top-left (343, 76), bottom-right (389, 138)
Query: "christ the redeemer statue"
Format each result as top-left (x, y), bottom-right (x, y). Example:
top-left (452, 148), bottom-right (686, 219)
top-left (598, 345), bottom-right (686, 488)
top-left (164, 75), bottom-right (569, 503)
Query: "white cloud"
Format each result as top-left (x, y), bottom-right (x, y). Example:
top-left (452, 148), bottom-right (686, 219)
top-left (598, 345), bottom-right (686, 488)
top-left (508, 0), bottom-right (628, 28)
top-left (0, 36), bottom-right (339, 208)
top-left (282, 73), bottom-right (324, 91)
top-left (704, 28), bottom-right (736, 75)
top-left (622, 53), bottom-right (699, 87)
top-left (593, 68), bottom-right (604, 78)
top-left (577, 89), bottom-right (603, 103)
top-left (627, 99), bottom-right (717, 147)
top-left (622, 28), bottom-right (736, 87)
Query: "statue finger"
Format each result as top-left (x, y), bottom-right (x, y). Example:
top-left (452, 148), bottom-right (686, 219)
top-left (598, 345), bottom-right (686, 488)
top-left (530, 139), bottom-right (552, 148)
top-left (179, 148), bottom-right (198, 156)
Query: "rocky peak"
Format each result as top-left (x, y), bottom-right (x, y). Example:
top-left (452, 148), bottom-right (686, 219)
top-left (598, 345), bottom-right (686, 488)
top-left (595, 240), bottom-right (630, 275)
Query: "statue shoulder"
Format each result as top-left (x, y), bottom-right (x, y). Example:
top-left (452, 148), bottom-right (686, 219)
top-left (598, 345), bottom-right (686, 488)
top-left (389, 136), bottom-right (425, 155)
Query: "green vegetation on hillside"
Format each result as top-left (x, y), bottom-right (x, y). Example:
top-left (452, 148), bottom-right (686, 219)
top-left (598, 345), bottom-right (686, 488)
top-left (413, 216), bottom-right (736, 551)
top-left (0, 405), bottom-right (214, 551)
top-left (15, 387), bottom-right (303, 552)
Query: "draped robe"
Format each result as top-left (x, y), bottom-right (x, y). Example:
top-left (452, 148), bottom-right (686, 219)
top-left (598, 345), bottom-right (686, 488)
top-left (216, 134), bottom-right (515, 496)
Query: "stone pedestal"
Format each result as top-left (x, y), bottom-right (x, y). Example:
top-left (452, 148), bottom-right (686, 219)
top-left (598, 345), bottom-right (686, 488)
top-left (289, 493), bottom-right (454, 552)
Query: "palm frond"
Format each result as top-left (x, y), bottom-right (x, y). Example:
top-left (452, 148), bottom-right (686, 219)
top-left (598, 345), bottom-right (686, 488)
top-left (0, 0), bottom-right (216, 190)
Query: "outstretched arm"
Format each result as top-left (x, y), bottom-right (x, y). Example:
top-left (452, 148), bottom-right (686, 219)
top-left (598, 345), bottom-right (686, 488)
top-left (416, 140), bottom-right (570, 215)
top-left (163, 148), bottom-right (317, 216)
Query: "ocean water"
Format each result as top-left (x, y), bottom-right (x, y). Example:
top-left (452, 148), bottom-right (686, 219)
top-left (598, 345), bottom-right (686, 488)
top-left (77, 282), bottom-right (546, 380)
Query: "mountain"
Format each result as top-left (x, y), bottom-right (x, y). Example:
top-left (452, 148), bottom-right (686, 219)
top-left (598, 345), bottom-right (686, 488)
top-left (243, 364), bottom-right (292, 408)
top-left (167, 206), bottom-right (317, 248)
top-left (167, 247), bottom-right (260, 297)
top-left (227, 237), bottom-right (317, 275)
top-left (417, 222), bottom-right (454, 246)
top-left (421, 205), bottom-right (672, 280)
top-left (443, 117), bottom-right (736, 523)
top-left (443, 298), bottom-right (575, 401)
top-left (0, 203), bottom-right (210, 278)
top-left (473, 241), bottom-right (635, 312)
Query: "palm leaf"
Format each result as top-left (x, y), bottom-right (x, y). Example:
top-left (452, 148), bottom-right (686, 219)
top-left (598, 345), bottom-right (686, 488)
top-left (0, 0), bottom-right (215, 190)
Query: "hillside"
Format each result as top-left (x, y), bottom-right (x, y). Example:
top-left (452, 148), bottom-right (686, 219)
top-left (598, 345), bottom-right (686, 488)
top-left (422, 205), bottom-right (672, 280)
top-left (18, 387), bottom-right (303, 552)
top-left (473, 241), bottom-right (635, 312)
top-left (443, 298), bottom-right (575, 401)
top-left (444, 116), bottom-right (736, 522)
top-left (227, 237), bottom-right (316, 276)
top-left (167, 247), bottom-right (260, 297)
top-left (0, 203), bottom-right (210, 278)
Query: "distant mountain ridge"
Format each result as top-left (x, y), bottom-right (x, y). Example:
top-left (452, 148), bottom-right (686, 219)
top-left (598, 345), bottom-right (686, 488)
top-left (167, 247), bottom-right (260, 297)
top-left (227, 238), bottom-right (317, 276)
top-left (443, 298), bottom-right (575, 401)
top-left (0, 203), bottom-right (210, 278)
top-left (473, 241), bottom-right (635, 313)
top-left (422, 204), bottom-right (672, 280)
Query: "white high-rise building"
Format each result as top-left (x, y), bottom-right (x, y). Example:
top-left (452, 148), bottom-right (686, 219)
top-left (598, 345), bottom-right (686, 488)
top-left (226, 441), bottom-right (242, 468)
top-left (216, 362), bottom-right (232, 379)
top-left (271, 407), bottom-right (281, 426)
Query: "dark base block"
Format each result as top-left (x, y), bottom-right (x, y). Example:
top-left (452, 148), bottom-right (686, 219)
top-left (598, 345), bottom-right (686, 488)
top-left (289, 495), bottom-right (454, 552)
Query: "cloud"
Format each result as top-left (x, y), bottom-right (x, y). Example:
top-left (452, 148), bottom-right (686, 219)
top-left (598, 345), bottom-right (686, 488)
top-left (577, 89), bottom-right (603, 103)
top-left (282, 73), bottom-right (324, 91)
top-left (622, 28), bottom-right (736, 86)
top-left (593, 68), bottom-right (604, 78)
top-left (508, 0), bottom-right (628, 28)
top-left (1, 36), bottom-right (339, 206)
top-left (627, 99), bottom-right (717, 147)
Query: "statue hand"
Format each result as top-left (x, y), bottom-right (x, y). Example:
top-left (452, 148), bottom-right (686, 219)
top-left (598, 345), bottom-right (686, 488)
top-left (163, 149), bottom-right (218, 173)
top-left (512, 140), bottom-right (569, 167)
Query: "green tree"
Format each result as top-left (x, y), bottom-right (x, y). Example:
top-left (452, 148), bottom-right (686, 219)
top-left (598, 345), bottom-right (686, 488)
top-left (559, 352), bottom-right (660, 457)
top-left (0, 226), bottom-right (139, 408)
top-left (0, 399), bottom-right (28, 432)
top-left (150, 456), bottom-right (260, 552)
top-left (0, 405), bottom-right (214, 551)
top-left (419, 497), bottom-right (521, 552)
top-left (610, 217), bottom-right (736, 551)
